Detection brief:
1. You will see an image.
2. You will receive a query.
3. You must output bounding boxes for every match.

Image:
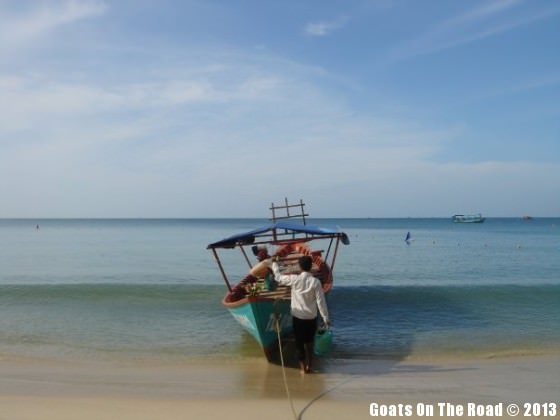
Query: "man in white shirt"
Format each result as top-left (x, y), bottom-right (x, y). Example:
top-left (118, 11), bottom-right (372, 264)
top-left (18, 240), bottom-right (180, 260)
top-left (270, 255), bottom-right (330, 373)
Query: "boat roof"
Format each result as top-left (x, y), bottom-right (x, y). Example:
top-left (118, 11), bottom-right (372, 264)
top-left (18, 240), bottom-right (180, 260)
top-left (207, 220), bottom-right (350, 249)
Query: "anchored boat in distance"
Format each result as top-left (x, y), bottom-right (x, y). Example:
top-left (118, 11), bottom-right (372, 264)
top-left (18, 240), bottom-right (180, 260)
top-left (452, 213), bottom-right (486, 223)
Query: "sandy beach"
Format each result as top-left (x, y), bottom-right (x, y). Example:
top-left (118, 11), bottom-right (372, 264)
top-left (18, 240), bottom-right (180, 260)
top-left (1, 355), bottom-right (558, 419)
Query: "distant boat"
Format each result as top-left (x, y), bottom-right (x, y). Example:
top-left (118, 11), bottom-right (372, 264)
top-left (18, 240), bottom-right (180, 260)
top-left (452, 214), bottom-right (485, 223)
top-left (522, 215), bottom-right (533, 220)
top-left (405, 231), bottom-right (412, 244)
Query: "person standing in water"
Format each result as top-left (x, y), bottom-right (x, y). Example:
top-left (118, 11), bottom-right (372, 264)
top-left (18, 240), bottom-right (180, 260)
top-left (269, 255), bottom-right (330, 373)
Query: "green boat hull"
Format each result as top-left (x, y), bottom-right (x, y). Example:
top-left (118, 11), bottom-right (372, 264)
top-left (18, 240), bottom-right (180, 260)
top-left (226, 297), bottom-right (293, 361)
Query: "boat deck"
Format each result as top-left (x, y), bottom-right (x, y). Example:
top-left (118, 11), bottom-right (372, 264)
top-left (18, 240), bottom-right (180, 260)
top-left (254, 281), bottom-right (291, 300)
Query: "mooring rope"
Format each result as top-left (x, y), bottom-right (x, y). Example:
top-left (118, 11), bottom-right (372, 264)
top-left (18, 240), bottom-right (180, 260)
top-left (274, 300), bottom-right (299, 420)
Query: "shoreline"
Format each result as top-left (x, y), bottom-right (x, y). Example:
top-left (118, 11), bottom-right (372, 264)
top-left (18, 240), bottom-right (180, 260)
top-left (1, 354), bottom-right (558, 419)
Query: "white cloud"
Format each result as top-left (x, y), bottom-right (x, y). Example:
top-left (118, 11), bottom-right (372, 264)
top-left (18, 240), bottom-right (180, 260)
top-left (3, 51), bottom-right (558, 217)
top-left (443, 0), bottom-right (521, 27)
top-left (390, 1), bottom-right (560, 61)
top-left (0, 0), bottom-right (107, 51)
top-left (0, 2), bottom-right (558, 217)
top-left (456, 73), bottom-right (560, 105)
top-left (0, 56), bottom-right (460, 216)
top-left (305, 16), bottom-right (349, 37)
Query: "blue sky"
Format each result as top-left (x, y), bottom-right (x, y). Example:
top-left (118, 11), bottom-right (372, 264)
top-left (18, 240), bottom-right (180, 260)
top-left (1, 0), bottom-right (558, 217)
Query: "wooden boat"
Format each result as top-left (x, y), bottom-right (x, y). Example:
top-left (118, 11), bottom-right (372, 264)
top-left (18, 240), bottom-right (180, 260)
top-left (206, 199), bottom-right (349, 362)
top-left (452, 213), bottom-right (485, 223)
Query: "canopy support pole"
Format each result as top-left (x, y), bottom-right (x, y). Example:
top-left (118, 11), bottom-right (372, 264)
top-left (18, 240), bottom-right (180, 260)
top-left (240, 245), bottom-right (252, 268)
top-left (328, 238), bottom-right (342, 282)
top-left (211, 248), bottom-right (232, 292)
top-left (325, 237), bottom-right (334, 263)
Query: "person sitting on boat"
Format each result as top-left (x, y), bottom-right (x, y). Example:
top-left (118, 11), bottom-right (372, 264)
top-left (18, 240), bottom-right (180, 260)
top-left (252, 244), bottom-right (270, 262)
top-left (226, 246), bottom-right (272, 302)
top-left (269, 255), bottom-right (330, 374)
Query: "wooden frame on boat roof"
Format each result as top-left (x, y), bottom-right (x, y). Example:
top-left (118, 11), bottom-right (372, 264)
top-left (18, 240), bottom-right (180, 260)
top-left (269, 198), bottom-right (309, 224)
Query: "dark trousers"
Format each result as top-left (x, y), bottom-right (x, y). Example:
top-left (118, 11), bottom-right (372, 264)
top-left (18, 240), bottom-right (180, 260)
top-left (292, 316), bottom-right (317, 362)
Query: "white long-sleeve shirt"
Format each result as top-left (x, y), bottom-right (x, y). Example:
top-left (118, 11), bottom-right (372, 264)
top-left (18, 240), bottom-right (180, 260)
top-left (271, 262), bottom-right (329, 323)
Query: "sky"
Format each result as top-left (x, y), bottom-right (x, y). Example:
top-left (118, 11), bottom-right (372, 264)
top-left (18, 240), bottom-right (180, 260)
top-left (0, 0), bottom-right (559, 218)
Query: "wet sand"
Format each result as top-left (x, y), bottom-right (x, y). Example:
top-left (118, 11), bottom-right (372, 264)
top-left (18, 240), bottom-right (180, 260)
top-left (0, 355), bottom-right (558, 419)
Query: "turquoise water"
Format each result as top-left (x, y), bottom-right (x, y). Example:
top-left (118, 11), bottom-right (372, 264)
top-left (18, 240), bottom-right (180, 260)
top-left (1, 218), bottom-right (559, 362)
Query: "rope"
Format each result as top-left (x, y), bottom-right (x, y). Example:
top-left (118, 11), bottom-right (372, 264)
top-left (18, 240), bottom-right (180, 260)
top-left (274, 301), bottom-right (298, 420)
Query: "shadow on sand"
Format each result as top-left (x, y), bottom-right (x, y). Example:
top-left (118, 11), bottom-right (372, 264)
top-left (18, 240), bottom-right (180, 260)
top-left (233, 285), bottom-right (486, 419)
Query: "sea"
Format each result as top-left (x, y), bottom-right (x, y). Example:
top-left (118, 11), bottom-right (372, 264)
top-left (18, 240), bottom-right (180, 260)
top-left (1, 218), bottom-right (559, 363)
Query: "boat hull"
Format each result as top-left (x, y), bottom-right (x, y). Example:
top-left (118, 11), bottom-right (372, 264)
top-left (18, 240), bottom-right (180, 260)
top-left (452, 214), bottom-right (485, 223)
top-left (224, 296), bottom-right (293, 361)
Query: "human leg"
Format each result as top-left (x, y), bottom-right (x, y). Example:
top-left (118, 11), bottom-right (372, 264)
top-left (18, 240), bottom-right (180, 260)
top-left (294, 317), bottom-right (317, 373)
top-left (304, 342), bottom-right (314, 373)
top-left (292, 317), bottom-right (306, 372)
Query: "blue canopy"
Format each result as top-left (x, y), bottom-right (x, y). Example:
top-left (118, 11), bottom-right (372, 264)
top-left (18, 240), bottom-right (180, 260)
top-left (207, 220), bottom-right (350, 249)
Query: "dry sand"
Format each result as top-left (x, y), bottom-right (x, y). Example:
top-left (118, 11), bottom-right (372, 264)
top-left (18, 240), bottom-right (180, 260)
top-left (0, 355), bottom-right (558, 419)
